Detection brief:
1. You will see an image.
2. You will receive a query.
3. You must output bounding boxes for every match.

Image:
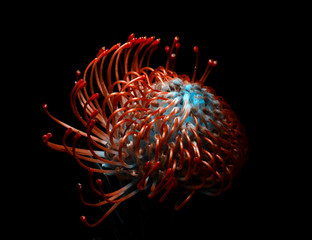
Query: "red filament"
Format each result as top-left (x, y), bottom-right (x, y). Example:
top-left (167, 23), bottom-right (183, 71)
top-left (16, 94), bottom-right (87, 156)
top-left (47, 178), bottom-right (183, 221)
top-left (42, 34), bottom-right (248, 227)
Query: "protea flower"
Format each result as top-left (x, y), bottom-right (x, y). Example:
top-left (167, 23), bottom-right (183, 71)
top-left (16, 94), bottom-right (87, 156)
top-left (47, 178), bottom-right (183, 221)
top-left (42, 34), bottom-right (248, 227)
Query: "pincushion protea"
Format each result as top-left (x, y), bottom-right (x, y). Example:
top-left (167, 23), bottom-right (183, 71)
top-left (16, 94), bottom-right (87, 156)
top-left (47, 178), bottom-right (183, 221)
top-left (42, 34), bottom-right (248, 227)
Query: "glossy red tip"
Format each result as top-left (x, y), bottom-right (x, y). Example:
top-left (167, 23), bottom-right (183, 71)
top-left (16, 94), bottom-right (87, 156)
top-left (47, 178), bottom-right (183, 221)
top-left (111, 43), bottom-right (121, 51)
top-left (42, 135), bottom-right (47, 142)
top-left (42, 103), bottom-right (48, 110)
top-left (89, 119), bottom-right (97, 129)
top-left (90, 93), bottom-right (100, 101)
top-left (79, 81), bottom-right (87, 89)
top-left (80, 216), bottom-right (87, 223)
top-left (88, 167), bottom-right (94, 175)
top-left (151, 38), bottom-right (161, 46)
top-left (145, 161), bottom-right (152, 171)
top-left (96, 179), bottom-right (102, 186)
top-left (65, 128), bottom-right (73, 137)
top-left (146, 36), bottom-right (155, 45)
top-left (193, 46), bottom-right (199, 53)
top-left (124, 41), bottom-right (133, 48)
top-left (128, 33), bottom-right (135, 41)
top-left (135, 37), bottom-right (145, 45)
top-left (76, 70), bottom-right (81, 80)
top-left (76, 183), bottom-right (82, 190)
top-left (75, 79), bottom-right (84, 86)
top-left (74, 132), bottom-right (81, 143)
top-left (138, 74), bottom-right (146, 80)
top-left (96, 47), bottom-right (106, 57)
top-left (42, 132), bottom-right (52, 143)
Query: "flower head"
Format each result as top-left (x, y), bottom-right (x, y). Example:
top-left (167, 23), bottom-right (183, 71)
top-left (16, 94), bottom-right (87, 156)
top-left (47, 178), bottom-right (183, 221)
top-left (42, 34), bottom-right (248, 227)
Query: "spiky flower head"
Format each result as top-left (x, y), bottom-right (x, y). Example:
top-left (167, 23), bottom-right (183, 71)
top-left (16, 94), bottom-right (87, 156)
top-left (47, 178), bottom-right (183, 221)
top-left (42, 34), bottom-right (248, 227)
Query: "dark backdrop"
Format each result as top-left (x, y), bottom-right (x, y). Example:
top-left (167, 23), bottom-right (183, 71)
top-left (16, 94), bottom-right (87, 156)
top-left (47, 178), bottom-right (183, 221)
top-left (37, 4), bottom-right (284, 240)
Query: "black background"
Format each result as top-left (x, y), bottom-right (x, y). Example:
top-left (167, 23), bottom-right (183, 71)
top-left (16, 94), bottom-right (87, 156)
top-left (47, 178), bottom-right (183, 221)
top-left (37, 3), bottom-right (291, 240)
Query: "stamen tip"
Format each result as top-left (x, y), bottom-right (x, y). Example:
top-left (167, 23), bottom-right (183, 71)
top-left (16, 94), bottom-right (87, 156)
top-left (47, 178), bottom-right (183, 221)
top-left (42, 132), bottom-right (52, 143)
top-left (76, 70), bottom-right (81, 79)
top-left (42, 134), bottom-right (47, 142)
top-left (80, 216), bottom-right (87, 223)
top-left (128, 33), bottom-right (135, 41)
top-left (96, 179), bottom-right (102, 186)
top-left (76, 183), bottom-right (82, 190)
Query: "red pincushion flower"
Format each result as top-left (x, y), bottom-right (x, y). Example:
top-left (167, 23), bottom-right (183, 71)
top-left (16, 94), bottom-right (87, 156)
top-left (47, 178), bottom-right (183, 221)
top-left (42, 34), bottom-right (248, 227)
